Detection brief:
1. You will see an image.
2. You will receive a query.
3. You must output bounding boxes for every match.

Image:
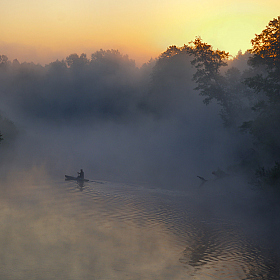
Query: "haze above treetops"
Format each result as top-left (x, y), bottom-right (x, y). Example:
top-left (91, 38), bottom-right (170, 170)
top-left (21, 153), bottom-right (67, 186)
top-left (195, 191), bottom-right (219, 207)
top-left (1, 0), bottom-right (279, 66)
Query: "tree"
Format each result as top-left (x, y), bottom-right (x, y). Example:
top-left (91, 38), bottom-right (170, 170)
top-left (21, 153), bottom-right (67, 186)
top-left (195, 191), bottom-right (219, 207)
top-left (66, 53), bottom-right (89, 68)
top-left (147, 45), bottom-right (195, 116)
top-left (0, 55), bottom-right (8, 67)
top-left (187, 37), bottom-right (246, 127)
top-left (90, 49), bottom-right (135, 75)
top-left (248, 17), bottom-right (280, 69)
top-left (241, 17), bottom-right (280, 181)
top-left (242, 18), bottom-right (280, 144)
top-left (158, 45), bottom-right (181, 59)
top-left (245, 17), bottom-right (280, 103)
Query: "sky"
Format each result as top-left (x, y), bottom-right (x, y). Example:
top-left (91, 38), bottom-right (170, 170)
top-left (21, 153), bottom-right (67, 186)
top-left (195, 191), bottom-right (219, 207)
top-left (0, 0), bottom-right (279, 65)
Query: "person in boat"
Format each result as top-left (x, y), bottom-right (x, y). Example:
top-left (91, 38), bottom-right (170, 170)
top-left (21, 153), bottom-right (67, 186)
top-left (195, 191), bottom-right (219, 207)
top-left (77, 169), bottom-right (84, 179)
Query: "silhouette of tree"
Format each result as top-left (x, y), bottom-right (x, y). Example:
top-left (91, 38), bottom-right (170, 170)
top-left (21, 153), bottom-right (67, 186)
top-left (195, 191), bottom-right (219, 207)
top-left (245, 17), bottom-right (280, 103)
top-left (66, 53), bottom-right (89, 68)
top-left (90, 49), bottom-right (135, 76)
top-left (154, 39), bottom-right (253, 127)
top-left (0, 55), bottom-right (8, 67)
top-left (241, 17), bottom-right (280, 159)
top-left (147, 45), bottom-right (195, 116)
top-left (187, 37), bottom-right (229, 104)
top-left (186, 37), bottom-right (250, 127)
top-left (47, 59), bottom-right (67, 72)
top-left (158, 45), bottom-right (181, 59)
top-left (248, 17), bottom-right (280, 69)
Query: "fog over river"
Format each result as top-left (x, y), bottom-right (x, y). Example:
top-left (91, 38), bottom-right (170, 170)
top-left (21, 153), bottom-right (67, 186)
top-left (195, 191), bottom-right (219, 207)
top-left (0, 50), bottom-right (279, 279)
top-left (0, 169), bottom-right (279, 279)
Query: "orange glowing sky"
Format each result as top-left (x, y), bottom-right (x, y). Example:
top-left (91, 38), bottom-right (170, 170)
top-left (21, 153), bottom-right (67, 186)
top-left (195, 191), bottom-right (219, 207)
top-left (0, 0), bottom-right (279, 66)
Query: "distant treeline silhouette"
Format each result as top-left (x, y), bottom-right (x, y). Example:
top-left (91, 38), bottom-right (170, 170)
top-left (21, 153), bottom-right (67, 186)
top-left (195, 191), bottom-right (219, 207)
top-left (0, 16), bottom-right (279, 186)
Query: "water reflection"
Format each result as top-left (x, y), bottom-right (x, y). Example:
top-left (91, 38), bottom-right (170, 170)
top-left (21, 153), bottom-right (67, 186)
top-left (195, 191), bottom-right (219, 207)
top-left (180, 221), bottom-right (280, 279)
top-left (0, 174), bottom-right (279, 279)
top-left (77, 180), bottom-right (85, 191)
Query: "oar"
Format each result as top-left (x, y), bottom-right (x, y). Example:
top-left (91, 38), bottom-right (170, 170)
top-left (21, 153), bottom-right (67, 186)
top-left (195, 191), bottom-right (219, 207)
top-left (89, 180), bottom-right (104, 184)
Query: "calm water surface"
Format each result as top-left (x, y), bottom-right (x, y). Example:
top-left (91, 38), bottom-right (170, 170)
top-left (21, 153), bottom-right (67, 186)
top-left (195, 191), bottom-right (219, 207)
top-left (0, 175), bottom-right (279, 279)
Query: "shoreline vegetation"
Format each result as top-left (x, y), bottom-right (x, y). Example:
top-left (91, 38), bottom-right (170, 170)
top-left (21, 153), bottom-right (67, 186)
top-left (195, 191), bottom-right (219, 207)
top-left (0, 17), bottom-right (279, 189)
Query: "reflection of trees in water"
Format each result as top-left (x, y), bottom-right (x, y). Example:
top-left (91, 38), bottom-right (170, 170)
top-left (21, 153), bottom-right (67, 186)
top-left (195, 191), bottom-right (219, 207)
top-left (179, 222), bottom-right (280, 279)
top-left (242, 245), bottom-right (279, 280)
top-left (179, 223), bottom-right (222, 270)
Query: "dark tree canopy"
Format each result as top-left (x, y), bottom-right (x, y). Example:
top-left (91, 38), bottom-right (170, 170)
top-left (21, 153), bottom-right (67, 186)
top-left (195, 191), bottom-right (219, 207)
top-left (246, 17), bottom-right (280, 103)
top-left (187, 37), bottom-right (230, 106)
top-left (0, 55), bottom-right (8, 67)
top-left (248, 17), bottom-right (280, 69)
top-left (186, 37), bottom-right (250, 127)
top-left (241, 17), bottom-right (280, 166)
top-left (188, 37), bottom-right (229, 75)
top-left (66, 53), bottom-right (89, 68)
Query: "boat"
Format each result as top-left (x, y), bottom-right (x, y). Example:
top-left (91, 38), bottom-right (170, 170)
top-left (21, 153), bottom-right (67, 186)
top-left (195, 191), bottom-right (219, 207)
top-left (65, 175), bottom-right (89, 182)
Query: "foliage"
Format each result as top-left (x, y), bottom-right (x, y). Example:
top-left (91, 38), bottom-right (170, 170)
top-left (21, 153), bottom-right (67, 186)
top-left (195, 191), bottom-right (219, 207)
top-left (242, 17), bottom-right (280, 161)
top-left (187, 37), bottom-right (252, 127)
top-left (153, 38), bottom-right (256, 128)
top-left (187, 37), bottom-right (229, 92)
top-left (147, 45), bottom-right (195, 117)
top-left (0, 50), bottom-right (142, 123)
top-left (0, 55), bottom-right (8, 68)
top-left (255, 162), bottom-right (280, 186)
top-left (245, 17), bottom-right (280, 103)
top-left (248, 17), bottom-right (280, 70)
top-left (66, 53), bottom-right (89, 68)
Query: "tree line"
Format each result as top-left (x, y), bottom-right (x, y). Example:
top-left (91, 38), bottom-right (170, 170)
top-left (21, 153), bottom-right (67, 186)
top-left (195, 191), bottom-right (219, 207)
top-left (0, 16), bottom-right (279, 186)
top-left (185, 17), bottom-right (280, 186)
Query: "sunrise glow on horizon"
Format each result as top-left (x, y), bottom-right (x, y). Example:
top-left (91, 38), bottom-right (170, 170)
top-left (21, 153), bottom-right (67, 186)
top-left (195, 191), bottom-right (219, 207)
top-left (1, 0), bottom-right (279, 66)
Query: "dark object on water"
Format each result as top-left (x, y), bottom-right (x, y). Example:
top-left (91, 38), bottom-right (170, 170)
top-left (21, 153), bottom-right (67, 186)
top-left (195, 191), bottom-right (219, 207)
top-left (65, 175), bottom-right (89, 182)
top-left (197, 168), bottom-right (229, 186)
top-left (65, 170), bottom-right (104, 184)
top-left (212, 168), bottom-right (229, 179)
top-left (65, 169), bottom-right (88, 182)
top-left (78, 169), bottom-right (84, 179)
top-left (197, 176), bottom-right (207, 182)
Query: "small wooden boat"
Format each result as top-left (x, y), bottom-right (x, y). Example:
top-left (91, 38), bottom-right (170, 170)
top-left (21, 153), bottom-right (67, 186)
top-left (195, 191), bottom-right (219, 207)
top-left (65, 175), bottom-right (89, 182)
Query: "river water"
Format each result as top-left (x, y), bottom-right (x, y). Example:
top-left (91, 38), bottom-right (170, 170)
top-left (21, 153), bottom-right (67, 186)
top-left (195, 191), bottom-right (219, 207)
top-left (0, 172), bottom-right (279, 279)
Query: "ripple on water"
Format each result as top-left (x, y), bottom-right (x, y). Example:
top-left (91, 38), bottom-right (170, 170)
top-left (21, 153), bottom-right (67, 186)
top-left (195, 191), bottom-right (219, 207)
top-left (0, 179), bottom-right (279, 279)
top-left (62, 180), bottom-right (280, 279)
